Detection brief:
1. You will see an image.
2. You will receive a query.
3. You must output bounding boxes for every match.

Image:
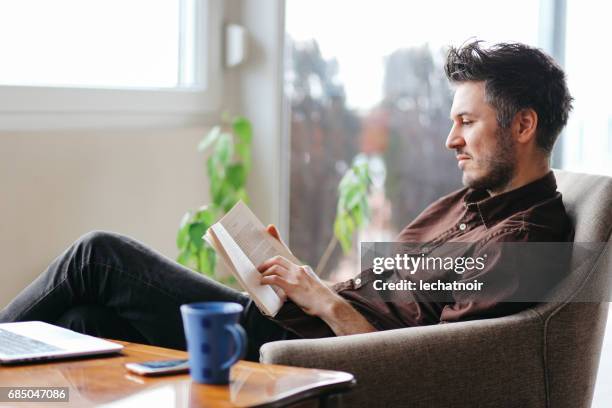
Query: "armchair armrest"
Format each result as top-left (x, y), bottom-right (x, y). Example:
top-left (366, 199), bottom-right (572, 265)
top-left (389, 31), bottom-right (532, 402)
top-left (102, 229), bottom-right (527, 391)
top-left (260, 310), bottom-right (547, 408)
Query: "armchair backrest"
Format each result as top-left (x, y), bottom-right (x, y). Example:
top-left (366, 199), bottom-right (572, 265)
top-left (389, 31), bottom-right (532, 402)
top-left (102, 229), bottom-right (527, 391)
top-left (534, 170), bottom-right (612, 408)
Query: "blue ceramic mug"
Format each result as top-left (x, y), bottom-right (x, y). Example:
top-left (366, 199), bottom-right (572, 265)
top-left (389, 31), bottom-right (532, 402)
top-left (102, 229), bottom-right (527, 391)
top-left (180, 302), bottom-right (247, 384)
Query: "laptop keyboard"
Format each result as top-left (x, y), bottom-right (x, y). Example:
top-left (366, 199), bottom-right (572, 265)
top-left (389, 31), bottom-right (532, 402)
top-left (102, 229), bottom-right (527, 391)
top-left (0, 328), bottom-right (62, 356)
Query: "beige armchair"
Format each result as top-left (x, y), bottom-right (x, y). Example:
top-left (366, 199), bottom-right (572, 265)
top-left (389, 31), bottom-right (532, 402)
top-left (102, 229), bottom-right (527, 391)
top-left (260, 170), bottom-right (612, 408)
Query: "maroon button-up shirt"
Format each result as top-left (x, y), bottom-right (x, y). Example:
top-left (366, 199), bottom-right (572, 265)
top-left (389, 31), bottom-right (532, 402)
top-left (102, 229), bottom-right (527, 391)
top-left (274, 171), bottom-right (573, 338)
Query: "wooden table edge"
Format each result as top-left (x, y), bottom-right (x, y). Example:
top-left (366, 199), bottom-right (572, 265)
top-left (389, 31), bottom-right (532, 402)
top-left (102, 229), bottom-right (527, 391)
top-left (113, 340), bottom-right (357, 408)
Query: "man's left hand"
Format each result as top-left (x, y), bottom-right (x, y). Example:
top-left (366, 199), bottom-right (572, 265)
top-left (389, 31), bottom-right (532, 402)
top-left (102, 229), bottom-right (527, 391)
top-left (257, 256), bottom-right (337, 318)
top-left (259, 227), bottom-right (377, 336)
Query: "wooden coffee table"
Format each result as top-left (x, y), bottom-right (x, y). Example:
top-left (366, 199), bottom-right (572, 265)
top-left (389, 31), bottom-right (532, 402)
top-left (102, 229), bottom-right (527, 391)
top-left (0, 340), bottom-right (355, 407)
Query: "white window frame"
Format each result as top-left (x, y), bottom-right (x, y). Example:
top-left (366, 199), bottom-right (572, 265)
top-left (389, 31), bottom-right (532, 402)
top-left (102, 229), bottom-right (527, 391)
top-left (0, 0), bottom-right (223, 130)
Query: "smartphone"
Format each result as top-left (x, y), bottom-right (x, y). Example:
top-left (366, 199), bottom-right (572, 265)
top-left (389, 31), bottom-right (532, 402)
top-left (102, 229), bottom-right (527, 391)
top-left (125, 359), bottom-right (190, 376)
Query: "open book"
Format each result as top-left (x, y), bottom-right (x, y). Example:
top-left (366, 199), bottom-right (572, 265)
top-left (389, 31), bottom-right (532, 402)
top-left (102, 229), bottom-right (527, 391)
top-left (204, 201), bottom-right (300, 317)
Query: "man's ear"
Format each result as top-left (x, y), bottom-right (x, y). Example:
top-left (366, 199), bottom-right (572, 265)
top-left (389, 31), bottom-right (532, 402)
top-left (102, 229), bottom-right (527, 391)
top-left (513, 108), bottom-right (538, 144)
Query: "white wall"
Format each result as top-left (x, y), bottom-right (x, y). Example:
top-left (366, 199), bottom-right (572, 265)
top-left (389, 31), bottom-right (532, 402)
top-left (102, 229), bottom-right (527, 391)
top-left (238, 0), bottom-right (288, 238)
top-left (0, 127), bottom-right (210, 307)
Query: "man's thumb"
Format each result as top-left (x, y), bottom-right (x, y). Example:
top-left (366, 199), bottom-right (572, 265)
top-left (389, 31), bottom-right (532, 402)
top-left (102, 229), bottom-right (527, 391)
top-left (266, 224), bottom-right (281, 241)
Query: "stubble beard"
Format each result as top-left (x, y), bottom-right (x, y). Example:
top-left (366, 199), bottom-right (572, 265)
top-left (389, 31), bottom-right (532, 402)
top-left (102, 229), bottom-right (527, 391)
top-left (462, 127), bottom-right (516, 192)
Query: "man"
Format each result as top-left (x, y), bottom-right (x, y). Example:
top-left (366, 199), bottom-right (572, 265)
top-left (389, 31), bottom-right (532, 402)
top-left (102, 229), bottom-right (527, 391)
top-left (0, 41), bottom-right (574, 361)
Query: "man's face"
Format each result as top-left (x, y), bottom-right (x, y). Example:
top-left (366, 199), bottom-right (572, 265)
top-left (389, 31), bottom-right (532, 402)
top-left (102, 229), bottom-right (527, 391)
top-left (446, 81), bottom-right (516, 192)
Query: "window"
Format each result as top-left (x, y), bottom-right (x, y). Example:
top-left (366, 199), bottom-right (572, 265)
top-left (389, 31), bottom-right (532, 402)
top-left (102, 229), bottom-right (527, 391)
top-left (0, 0), bottom-right (222, 127)
top-left (285, 0), bottom-right (540, 281)
top-left (559, 1), bottom-right (612, 177)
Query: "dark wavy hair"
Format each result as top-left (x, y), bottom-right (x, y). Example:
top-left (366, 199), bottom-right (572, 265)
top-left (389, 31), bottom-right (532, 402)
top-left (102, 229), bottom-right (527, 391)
top-left (445, 40), bottom-right (573, 153)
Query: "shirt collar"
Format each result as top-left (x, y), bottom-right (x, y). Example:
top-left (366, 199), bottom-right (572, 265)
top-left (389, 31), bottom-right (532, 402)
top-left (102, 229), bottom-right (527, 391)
top-left (462, 171), bottom-right (558, 226)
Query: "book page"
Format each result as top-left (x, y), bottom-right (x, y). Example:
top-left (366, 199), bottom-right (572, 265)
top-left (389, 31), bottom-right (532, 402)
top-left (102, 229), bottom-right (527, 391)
top-left (209, 223), bottom-right (282, 316)
top-left (206, 201), bottom-right (301, 317)
top-left (218, 201), bottom-right (301, 268)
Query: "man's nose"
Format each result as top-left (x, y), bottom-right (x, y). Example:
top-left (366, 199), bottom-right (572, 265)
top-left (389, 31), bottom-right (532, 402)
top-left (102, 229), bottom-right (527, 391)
top-left (445, 124), bottom-right (465, 150)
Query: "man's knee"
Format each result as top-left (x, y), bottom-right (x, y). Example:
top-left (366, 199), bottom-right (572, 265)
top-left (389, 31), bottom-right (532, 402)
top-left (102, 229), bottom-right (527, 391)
top-left (72, 230), bottom-right (132, 268)
top-left (77, 230), bottom-right (121, 252)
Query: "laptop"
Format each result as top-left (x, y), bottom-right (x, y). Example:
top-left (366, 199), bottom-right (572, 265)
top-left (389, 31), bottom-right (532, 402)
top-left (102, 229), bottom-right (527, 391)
top-left (0, 321), bottom-right (123, 364)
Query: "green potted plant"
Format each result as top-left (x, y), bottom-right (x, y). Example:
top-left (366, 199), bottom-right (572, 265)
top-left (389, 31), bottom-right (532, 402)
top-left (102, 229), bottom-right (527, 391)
top-left (176, 115), bottom-right (252, 284)
top-left (315, 155), bottom-right (374, 275)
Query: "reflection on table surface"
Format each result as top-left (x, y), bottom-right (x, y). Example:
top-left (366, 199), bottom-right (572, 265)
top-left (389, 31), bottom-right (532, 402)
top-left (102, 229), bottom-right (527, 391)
top-left (0, 341), bottom-right (354, 407)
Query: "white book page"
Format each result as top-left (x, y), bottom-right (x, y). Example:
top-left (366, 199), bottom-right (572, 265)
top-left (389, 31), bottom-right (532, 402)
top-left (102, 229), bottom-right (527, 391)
top-left (218, 201), bottom-right (300, 267)
top-left (207, 201), bottom-right (303, 316)
top-left (209, 223), bottom-right (282, 316)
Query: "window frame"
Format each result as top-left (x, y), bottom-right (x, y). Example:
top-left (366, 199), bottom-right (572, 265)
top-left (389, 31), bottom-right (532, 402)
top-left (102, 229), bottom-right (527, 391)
top-left (0, 0), bottom-right (223, 129)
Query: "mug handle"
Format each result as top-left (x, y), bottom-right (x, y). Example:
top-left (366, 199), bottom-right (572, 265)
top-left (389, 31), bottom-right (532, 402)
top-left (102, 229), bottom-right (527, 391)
top-left (221, 323), bottom-right (247, 370)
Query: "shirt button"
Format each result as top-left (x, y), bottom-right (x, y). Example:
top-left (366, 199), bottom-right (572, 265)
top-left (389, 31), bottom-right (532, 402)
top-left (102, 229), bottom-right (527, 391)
top-left (459, 223), bottom-right (467, 231)
top-left (354, 278), bottom-right (362, 285)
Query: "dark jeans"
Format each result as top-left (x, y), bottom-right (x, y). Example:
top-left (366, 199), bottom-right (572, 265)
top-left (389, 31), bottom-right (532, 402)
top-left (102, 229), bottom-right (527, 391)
top-left (0, 231), bottom-right (296, 361)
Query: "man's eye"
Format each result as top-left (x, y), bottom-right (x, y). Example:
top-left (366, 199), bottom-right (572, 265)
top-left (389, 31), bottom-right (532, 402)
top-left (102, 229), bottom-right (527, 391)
top-left (462, 121), bottom-right (473, 126)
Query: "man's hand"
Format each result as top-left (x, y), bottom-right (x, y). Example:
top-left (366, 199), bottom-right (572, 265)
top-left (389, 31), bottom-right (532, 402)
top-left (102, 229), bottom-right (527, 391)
top-left (258, 228), bottom-right (377, 336)
top-left (265, 224), bottom-right (335, 289)
top-left (258, 255), bottom-right (338, 318)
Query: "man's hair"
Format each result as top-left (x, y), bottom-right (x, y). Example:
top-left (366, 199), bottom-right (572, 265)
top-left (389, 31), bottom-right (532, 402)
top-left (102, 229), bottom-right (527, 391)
top-left (445, 40), bottom-right (573, 153)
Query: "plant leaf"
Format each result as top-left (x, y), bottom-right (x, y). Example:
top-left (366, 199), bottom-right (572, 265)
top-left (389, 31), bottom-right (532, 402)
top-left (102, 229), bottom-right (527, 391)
top-left (334, 214), bottom-right (354, 253)
top-left (176, 211), bottom-right (192, 249)
top-left (236, 187), bottom-right (249, 204)
top-left (236, 142), bottom-right (251, 172)
top-left (177, 223), bottom-right (191, 249)
top-left (332, 159), bottom-right (374, 254)
top-left (187, 251), bottom-right (199, 269)
top-left (214, 133), bottom-right (233, 166)
top-left (179, 211), bottom-right (192, 229)
top-left (220, 190), bottom-right (239, 213)
top-left (233, 116), bottom-right (252, 144)
top-left (177, 249), bottom-right (191, 266)
top-left (194, 206), bottom-right (216, 226)
top-left (188, 222), bottom-right (206, 248)
top-left (198, 248), bottom-right (212, 275)
top-left (226, 163), bottom-right (247, 189)
top-left (344, 185), bottom-right (362, 211)
top-left (197, 126), bottom-right (221, 152)
top-left (338, 170), bottom-right (356, 192)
